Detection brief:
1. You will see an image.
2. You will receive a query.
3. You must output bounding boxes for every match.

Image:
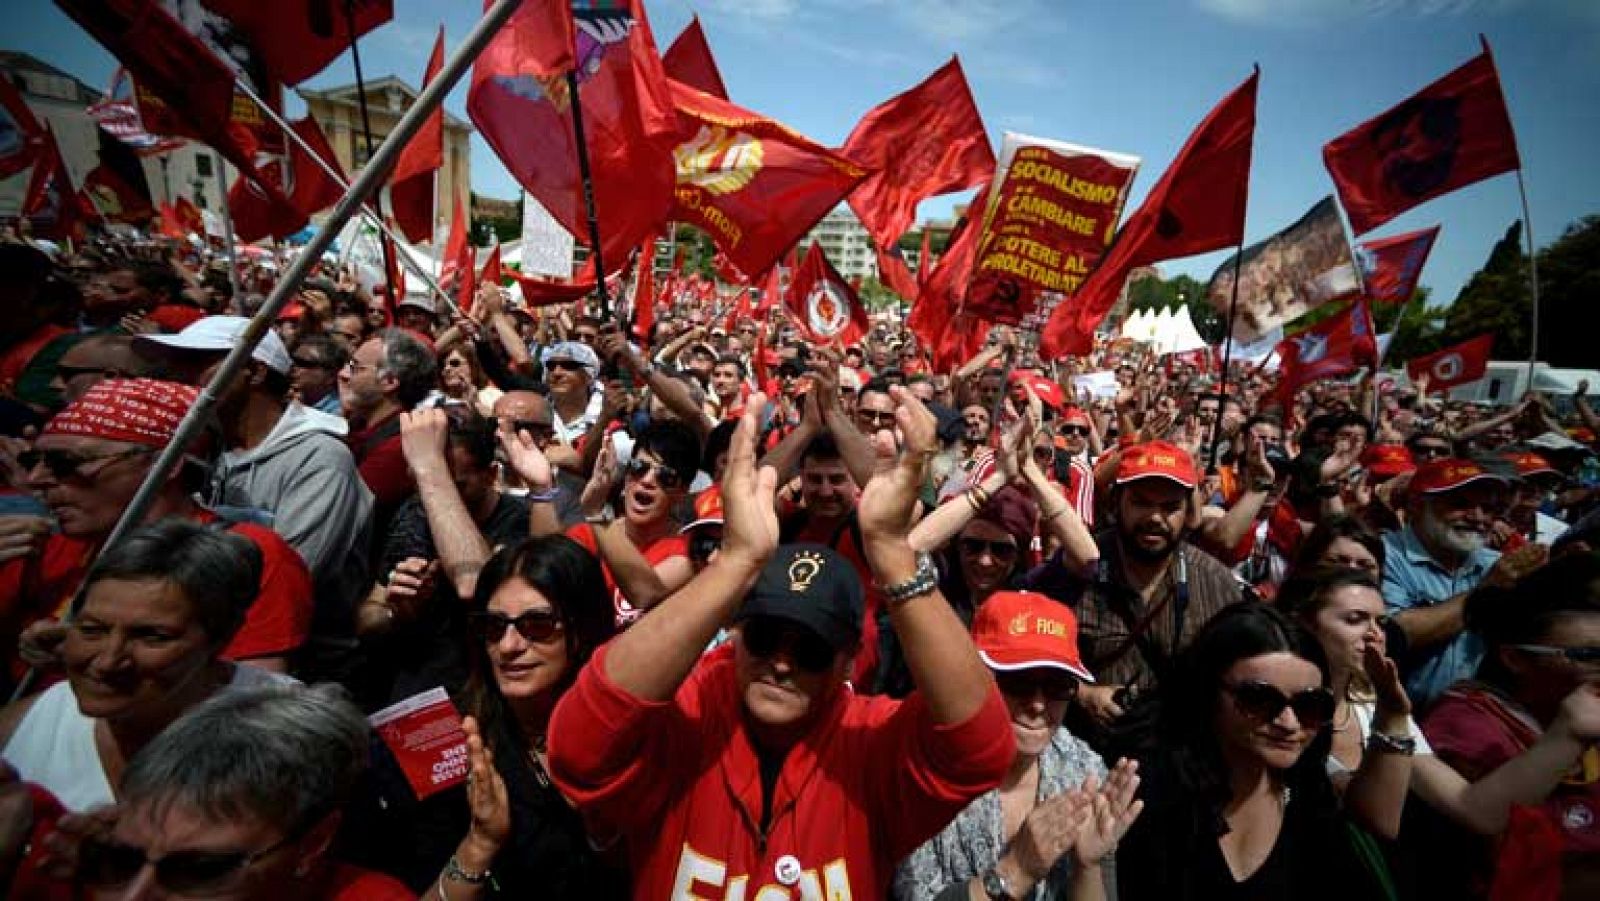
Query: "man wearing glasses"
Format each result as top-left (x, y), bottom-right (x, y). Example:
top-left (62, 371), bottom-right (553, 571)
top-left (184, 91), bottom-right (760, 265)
top-left (287, 332), bottom-right (346, 416)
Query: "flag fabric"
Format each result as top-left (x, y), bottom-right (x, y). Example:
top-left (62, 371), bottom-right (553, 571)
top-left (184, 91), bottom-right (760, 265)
top-left (876, 245), bottom-right (919, 300)
top-left (786, 242), bottom-right (869, 347)
top-left (481, 242), bottom-right (503, 287)
top-left (86, 69), bottom-right (184, 156)
top-left (200, 0), bottom-right (393, 86)
top-left (908, 183), bottom-right (988, 353)
top-left (0, 71), bottom-right (46, 179)
top-left (1405, 333), bottom-right (1493, 391)
top-left (441, 196), bottom-right (469, 286)
top-left (632, 234), bottom-right (659, 344)
top-left (1358, 225), bottom-right (1440, 304)
top-left (22, 127), bottom-right (89, 239)
top-left (229, 116), bottom-right (346, 243)
top-left (1324, 46), bottom-right (1520, 236)
top-left (670, 80), bottom-right (869, 280)
top-left (458, 244), bottom-right (477, 314)
top-left (1274, 299), bottom-right (1378, 403)
top-left (174, 196), bottom-right (203, 233)
top-left (391, 27), bottom-right (445, 244)
top-left (917, 227), bottom-right (933, 288)
top-left (470, 0), bottom-right (677, 271)
top-left (1204, 196), bottom-right (1361, 344)
top-left (662, 15), bottom-right (727, 101)
top-left (842, 57), bottom-right (994, 251)
top-left (1039, 68), bottom-right (1258, 359)
top-left (156, 203), bottom-right (187, 240)
top-left (81, 125), bottom-right (154, 223)
top-left (284, 116), bottom-right (346, 218)
top-left (514, 259), bottom-right (620, 308)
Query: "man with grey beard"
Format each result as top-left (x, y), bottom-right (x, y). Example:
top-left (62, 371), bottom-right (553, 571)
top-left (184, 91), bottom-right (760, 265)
top-left (1381, 457), bottom-right (1546, 708)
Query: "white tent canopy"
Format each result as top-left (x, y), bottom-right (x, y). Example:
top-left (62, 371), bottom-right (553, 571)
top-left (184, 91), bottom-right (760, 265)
top-left (1123, 305), bottom-right (1209, 356)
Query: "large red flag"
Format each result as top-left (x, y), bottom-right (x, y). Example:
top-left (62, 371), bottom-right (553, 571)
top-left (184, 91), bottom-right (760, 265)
top-left (1405, 333), bottom-right (1493, 391)
top-left (632, 234), bottom-right (659, 344)
top-left (82, 125), bottom-right (154, 223)
top-left (285, 116), bottom-right (346, 217)
top-left (1324, 45), bottom-right (1520, 236)
top-left (917, 227), bottom-right (933, 288)
top-left (1039, 68), bottom-right (1258, 359)
top-left (391, 27), bottom-right (445, 244)
top-left (201, 0), bottom-right (393, 86)
top-left (876, 245), bottom-right (919, 300)
top-left (843, 57), bottom-right (994, 250)
top-left (441, 196), bottom-right (469, 287)
top-left (1359, 225), bottom-right (1440, 304)
top-left (229, 116), bottom-right (346, 242)
top-left (785, 242), bottom-right (868, 347)
top-left (1274, 299), bottom-right (1378, 403)
top-left (0, 72), bottom-right (45, 179)
top-left (670, 81), bottom-right (869, 279)
top-left (481, 242), bottom-right (503, 286)
top-left (662, 15), bottom-right (727, 101)
top-left (470, 0), bottom-right (676, 272)
top-left (907, 183), bottom-right (988, 350)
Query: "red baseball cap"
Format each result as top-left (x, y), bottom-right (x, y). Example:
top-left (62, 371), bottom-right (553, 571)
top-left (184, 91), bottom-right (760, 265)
top-left (1503, 451), bottom-right (1559, 480)
top-left (1059, 406), bottom-right (1091, 429)
top-left (680, 486), bottom-right (725, 532)
top-left (1410, 458), bottom-right (1506, 495)
top-left (1115, 440), bottom-right (1198, 490)
top-left (972, 591), bottom-right (1094, 681)
top-left (1360, 444), bottom-right (1416, 480)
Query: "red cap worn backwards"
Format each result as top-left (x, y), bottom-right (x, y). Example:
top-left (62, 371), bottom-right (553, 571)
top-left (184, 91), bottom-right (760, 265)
top-left (680, 486), bottom-right (725, 532)
top-left (1115, 440), bottom-right (1198, 490)
top-left (972, 591), bottom-right (1094, 681)
top-left (1410, 458), bottom-right (1506, 495)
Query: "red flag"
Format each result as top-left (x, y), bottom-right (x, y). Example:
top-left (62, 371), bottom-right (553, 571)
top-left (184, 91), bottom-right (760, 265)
top-left (458, 244), bottom-right (478, 314)
top-left (662, 15), bottom-right (727, 101)
top-left (201, 0), bottom-right (393, 86)
top-left (156, 203), bottom-right (187, 240)
top-left (843, 57), bottom-right (994, 251)
top-left (670, 81), bottom-right (869, 280)
top-left (1359, 225), bottom-right (1440, 304)
top-left (1405, 333), bottom-right (1493, 391)
top-left (513, 258), bottom-right (623, 308)
top-left (1039, 68), bottom-right (1258, 359)
top-left (23, 128), bottom-right (89, 240)
top-left (917, 227), bottom-right (933, 288)
top-left (1274, 299), bottom-right (1378, 403)
top-left (908, 183), bottom-right (988, 350)
top-left (481, 243), bottom-right (503, 286)
top-left (441, 196), bottom-right (469, 286)
top-left (229, 116), bottom-right (345, 243)
top-left (876, 245), bottom-right (919, 300)
top-left (633, 234), bottom-right (659, 344)
top-left (174, 197), bottom-right (203, 234)
top-left (286, 116), bottom-right (345, 216)
top-left (470, 1), bottom-right (677, 271)
top-left (82, 125), bottom-right (154, 223)
top-left (0, 71), bottom-right (45, 179)
top-left (391, 27), bottom-right (444, 243)
top-left (1325, 46), bottom-right (1519, 236)
top-left (785, 243), bottom-right (868, 347)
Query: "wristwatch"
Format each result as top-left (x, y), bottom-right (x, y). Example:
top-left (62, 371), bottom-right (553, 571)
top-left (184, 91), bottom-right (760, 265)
top-left (982, 866), bottom-right (1017, 901)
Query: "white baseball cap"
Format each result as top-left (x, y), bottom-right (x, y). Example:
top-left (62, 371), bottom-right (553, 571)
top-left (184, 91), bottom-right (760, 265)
top-left (142, 315), bottom-right (292, 375)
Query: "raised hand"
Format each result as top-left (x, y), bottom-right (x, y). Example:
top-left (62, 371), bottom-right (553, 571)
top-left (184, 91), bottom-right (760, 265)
top-left (399, 408), bottom-right (452, 477)
top-left (461, 716), bottom-right (511, 858)
top-left (1072, 760), bottom-right (1145, 867)
top-left (1362, 642), bottom-right (1413, 718)
top-left (858, 386), bottom-right (935, 547)
top-left (497, 418), bottom-right (554, 492)
top-left (1010, 789), bottom-right (1091, 883)
top-left (717, 393), bottom-right (780, 572)
top-left (581, 441), bottom-right (619, 516)
top-left (384, 557), bottom-right (438, 619)
top-left (1553, 683), bottom-right (1600, 743)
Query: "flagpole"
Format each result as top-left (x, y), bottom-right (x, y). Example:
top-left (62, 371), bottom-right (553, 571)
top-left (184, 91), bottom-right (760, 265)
top-left (345, 0), bottom-right (401, 318)
top-left (9, 0), bottom-right (528, 703)
top-left (231, 77), bottom-right (458, 317)
top-left (565, 68), bottom-right (609, 320)
top-left (1516, 168), bottom-right (1541, 386)
top-left (1206, 242), bottom-right (1247, 475)
top-left (211, 151), bottom-right (244, 302)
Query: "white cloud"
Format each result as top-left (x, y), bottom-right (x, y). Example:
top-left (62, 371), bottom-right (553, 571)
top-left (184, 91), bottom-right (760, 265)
top-left (1196, 0), bottom-right (1530, 27)
top-left (699, 0), bottom-right (801, 23)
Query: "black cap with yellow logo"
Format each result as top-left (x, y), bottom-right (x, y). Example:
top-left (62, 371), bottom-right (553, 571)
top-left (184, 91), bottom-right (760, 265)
top-left (737, 544), bottom-right (865, 651)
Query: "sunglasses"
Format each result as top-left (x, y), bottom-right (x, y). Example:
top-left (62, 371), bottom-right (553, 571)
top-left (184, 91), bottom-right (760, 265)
top-left (1059, 425), bottom-right (1090, 437)
top-left (77, 833), bottom-right (295, 894)
top-left (443, 357), bottom-right (470, 369)
top-left (959, 537), bottom-right (1019, 562)
top-left (688, 530), bottom-right (722, 562)
top-left (1224, 680), bottom-right (1336, 730)
top-left (858, 409), bottom-right (896, 428)
top-left (547, 359), bottom-right (588, 373)
top-left (467, 609), bottom-right (564, 644)
top-left (994, 669), bottom-right (1081, 702)
top-left (290, 355), bottom-right (336, 370)
top-left (574, 332), bottom-right (600, 344)
top-left (19, 447), bottom-right (151, 480)
top-left (1410, 444), bottom-right (1451, 459)
top-left (741, 617), bottom-right (835, 673)
top-left (1510, 644), bottom-right (1600, 665)
top-left (625, 457), bottom-right (685, 490)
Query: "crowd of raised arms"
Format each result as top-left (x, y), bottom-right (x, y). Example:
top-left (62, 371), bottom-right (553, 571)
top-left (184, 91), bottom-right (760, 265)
top-left (1, 234), bottom-right (1598, 901)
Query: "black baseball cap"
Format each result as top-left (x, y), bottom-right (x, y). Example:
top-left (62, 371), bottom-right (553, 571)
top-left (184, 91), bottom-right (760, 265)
top-left (737, 545), bottom-right (864, 651)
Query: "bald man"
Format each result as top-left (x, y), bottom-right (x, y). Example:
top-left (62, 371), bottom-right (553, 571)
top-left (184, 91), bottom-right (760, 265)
top-left (50, 335), bottom-right (166, 406)
top-left (492, 390), bottom-right (586, 527)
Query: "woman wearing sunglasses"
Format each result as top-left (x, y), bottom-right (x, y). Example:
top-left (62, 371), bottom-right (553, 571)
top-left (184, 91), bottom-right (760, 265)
top-left (341, 534), bottom-right (622, 899)
top-left (1115, 603), bottom-right (1388, 900)
top-left (436, 343), bottom-right (501, 419)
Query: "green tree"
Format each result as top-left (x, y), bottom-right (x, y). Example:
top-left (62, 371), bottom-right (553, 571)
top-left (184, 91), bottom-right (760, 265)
top-left (1377, 287), bottom-right (1449, 363)
top-left (1535, 215), bottom-right (1600, 368)
top-left (1441, 221), bottom-right (1531, 359)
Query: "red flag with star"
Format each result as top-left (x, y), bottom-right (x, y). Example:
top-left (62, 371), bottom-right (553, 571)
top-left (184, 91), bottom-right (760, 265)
top-left (785, 242), bottom-right (868, 347)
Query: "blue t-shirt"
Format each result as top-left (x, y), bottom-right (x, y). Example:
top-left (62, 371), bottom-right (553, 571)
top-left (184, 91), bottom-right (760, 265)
top-left (1381, 526), bottom-right (1499, 708)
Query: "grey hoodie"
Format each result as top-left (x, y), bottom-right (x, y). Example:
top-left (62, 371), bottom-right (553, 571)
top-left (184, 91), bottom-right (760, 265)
top-left (208, 402), bottom-right (373, 655)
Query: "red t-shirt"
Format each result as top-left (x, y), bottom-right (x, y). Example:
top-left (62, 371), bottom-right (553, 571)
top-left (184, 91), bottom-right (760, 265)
top-left (324, 863), bottom-right (416, 900)
top-left (348, 414), bottom-right (414, 511)
top-left (548, 642), bottom-right (1013, 901)
top-left (565, 522), bottom-right (689, 628)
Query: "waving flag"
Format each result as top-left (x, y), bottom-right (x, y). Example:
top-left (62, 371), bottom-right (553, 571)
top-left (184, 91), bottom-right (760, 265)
top-left (663, 15), bottom-right (727, 101)
top-left (229, 116), bottom-right (346, 242)
top-left (876, 245), bottom-right (919, 300)
top-left (86, 69), bottom-right (184, 156)
top-left (1324, 44), bottom-right (1520, 236)
top-left (1358, 225), bottom-right (1440, 304)
top-left (1274, 299), bottom-right (1378, 403)
top-left (441, 195), bottom-right (470, 286)
top-left (469, 0), bottom-right (677, 271)
top-left (670, 81), bottom-right (868, 279)
top-left (82, 125), bottom-right (154, 222)
top-left (843, 57), bottom-right (993, 251)
top-left (481, 242), bottom-right (503, 287)
top-left (908, 183), bottom-right (988, 352)
top-left (1405, 333), bottom-right (1493, 390)
top-left (201, 0), bottom-right (393, 86)
top-left (786, 242), bottom-right (868, 347)
top-left (0, 71), bottom-right (46, 179)
top-left (23, 128), bottom-right (90, 239)
top-left (1039, 68), bottom-right (1258, 359)
top-left (391, 27), bottom-right (444, 243)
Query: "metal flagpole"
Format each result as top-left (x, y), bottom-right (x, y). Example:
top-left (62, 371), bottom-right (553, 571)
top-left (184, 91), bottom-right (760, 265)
top-left (345, 0), bottom-right (401, 318)
top-left (1516, 169), bottom-right (1541, 385)
top-left (231, 78), bottom-right (458, 316)
top-left (1207, 239), bottom-right (1247, 475)
top-left (211, 151), bottom-right (244, 301)
top-left (9, 0), bottom-right (528, 702)
top-left (565, 69), bottom-right (609, 319)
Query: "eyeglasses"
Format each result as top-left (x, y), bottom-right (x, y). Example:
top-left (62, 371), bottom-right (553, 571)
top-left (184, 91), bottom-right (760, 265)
top-left (1223, 680), bottom-right (1336, 730)
top-left (625, 457), bottom-right (685, 490)
top-left (20, 447), bottom-right (152, 480)
top-left (1509, 644), bottom-right (1600, 666)
top-left (290, 356), bottom-right (336, 370)
top-left (741, 617), bottom-right (835, 673)
top-left (77, 833), bottom-right (296, 894)
top-left (574, 332), bottom-right (600, 344)
top-left (467, 609), bottom-right (564, 644)
top-left (857, 409), bottom-right (896, 428)
top-left (547, 359), bottom-right (587, 373)
top-left (342, 359), bottom-right (377, 375)
top-left (958, 537), bottom-right (1019, 563)
top-left (1059, 425), bottom-right (1090, 437)
top-left (688, 529), bottom-right (722, 562)
top-left (994, 669), bottom-right (1080, 702)
top-left (443, 357), bottom-right (469, 369)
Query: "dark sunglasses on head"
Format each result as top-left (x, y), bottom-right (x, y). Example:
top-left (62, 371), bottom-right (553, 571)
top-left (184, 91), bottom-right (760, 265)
top-left (959, 537), bottom-right (1019, 562)
top-left (467, 609), bottom-right (564, 644)
top-left (77, 833), bottom-right (294, 894)
top-left (688, 530), bottom-right (722, 562)
top-left (994, 669), bottom-right (1081, 702)
top-left (741, 616), bottom-right (835, 673)
top-left (626, 457), bottom-right (685, 490)
top-left (1224, 680), bottom-right (1336, 730)
top-left (19, 447), bottom-right (151, 479)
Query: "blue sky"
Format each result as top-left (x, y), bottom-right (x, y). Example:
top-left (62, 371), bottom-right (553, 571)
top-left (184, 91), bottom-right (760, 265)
top-left (16, 0), bottom-right (1600, 308)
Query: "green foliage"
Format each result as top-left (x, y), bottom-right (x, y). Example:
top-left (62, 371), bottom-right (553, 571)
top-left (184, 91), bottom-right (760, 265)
top-left (858, 277), bottom-right (901, 312)
top-left (469, 193), bottom-right (521, 246)
top-left (1441, 221), bottom-right (1530, 360)
top-left (1535, 215), bottom-right (1600, 369)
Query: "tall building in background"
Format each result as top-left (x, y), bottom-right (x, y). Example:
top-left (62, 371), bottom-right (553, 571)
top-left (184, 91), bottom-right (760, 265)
top-left (805, 206), bottom-right (876, 281)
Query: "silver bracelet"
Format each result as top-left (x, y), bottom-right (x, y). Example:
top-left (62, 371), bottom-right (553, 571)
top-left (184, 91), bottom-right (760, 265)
top-left (444, 854), bottom-right (493, 885)
top-left (881, 552), bottom-right (938, 605)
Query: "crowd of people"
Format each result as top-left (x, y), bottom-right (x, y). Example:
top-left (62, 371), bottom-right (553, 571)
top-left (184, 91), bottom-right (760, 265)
top-left (1, 231), bottom-right (1598, 900)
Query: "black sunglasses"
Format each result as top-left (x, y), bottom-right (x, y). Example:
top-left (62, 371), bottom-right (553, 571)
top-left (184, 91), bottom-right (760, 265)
top-left (858, 409), bottom-right (896, 427)
top-left (468, 609), bottom-right (564, 644)
top-left (959, 537), bottom-right (1019, 562)
top-left (1510, 644), bottom-right (1600, 665)
top-left (77, 833), bottom-right (295, 894)
top-left (688, 530), bottom-right (722, 562)
top-left (626, 457), bottom-right (685, 490)
top-left (19, 447), bottom-right (151, 480)
top-left (741, 617), bottom-right (834, 673)
top-left (547, 359), bottom-right (588, 372)
top-left (994, 669), bottom-right (1081, 702)
top-left (1059, 425), bottom-right (1090, 437)
top-left (1224, 680), bottom-right (1336, 730)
